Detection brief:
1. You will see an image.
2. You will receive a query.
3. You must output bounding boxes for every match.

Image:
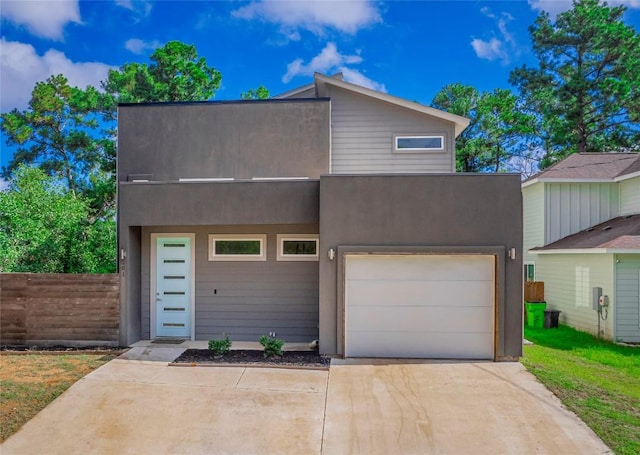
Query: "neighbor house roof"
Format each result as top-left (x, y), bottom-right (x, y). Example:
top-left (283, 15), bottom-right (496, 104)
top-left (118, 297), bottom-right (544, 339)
top-left (523, 153), bottom-right (640, 187)
top-left (530, 214), bottom-right (640, 254)
top-left (275, 73), bottom-right (471, 138)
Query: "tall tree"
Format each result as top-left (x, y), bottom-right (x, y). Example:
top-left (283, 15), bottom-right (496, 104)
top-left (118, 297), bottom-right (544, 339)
top-left (240, 86), bottom-right (270, 100)
top-left (432, 84), bottom-right (536, 172)
top-left (1, 75), bottom-right (106, 198)
top-left (103, 41), bottom-right (222, 105)
top-left (0, 166), bottom-right (115, 273)
top-left (510, 0), bottom-right (640, 167)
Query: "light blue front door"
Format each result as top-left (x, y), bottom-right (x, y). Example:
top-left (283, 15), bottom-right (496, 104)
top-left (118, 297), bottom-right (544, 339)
top-left (155, 237), bottom-right (192, 338)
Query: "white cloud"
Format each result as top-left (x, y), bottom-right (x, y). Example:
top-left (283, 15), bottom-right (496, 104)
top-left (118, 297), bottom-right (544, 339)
top-left (339, 67), bottom-right (386, 92)
top-left (0, 0), bottom-right (81, 40)
top-left (125, 38), bottom-right (162, 54)
top-left (282, 42), bottom-right (385, 92)
top-left (0, 178), bottom-right (9, 192)
top-left (0, 39), bottom-right (114, 112)
top-left (471, 9), bottom-right (518, 65)
top-left (528, 0), bottom-right (640, 17)
top-left (116, 0), bottom-right (153, 17)
top-left (471, 37), bottom-right (507, 62)
top-left (232, 0), bottom-right (381, 36)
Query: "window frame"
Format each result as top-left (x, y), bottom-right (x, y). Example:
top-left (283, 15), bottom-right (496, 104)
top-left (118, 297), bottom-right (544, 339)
top-left (394, 135), bottom-right (445, 152)
top-left (524, 262), bottom-right (536, 282)
top-left (276, 234), bottom-right (319, 262)
top-left (208, 234), bottom-right (267, 261)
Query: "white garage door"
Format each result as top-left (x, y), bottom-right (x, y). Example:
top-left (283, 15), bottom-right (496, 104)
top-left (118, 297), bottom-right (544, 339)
top-left (345, 254), bottom-right (495, 359)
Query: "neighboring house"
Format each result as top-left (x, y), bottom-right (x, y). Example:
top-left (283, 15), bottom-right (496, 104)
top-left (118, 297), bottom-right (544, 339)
top-left (523, 153), bottom-right (640, 343)
top-left (117, 73), bottom-right (523, 360)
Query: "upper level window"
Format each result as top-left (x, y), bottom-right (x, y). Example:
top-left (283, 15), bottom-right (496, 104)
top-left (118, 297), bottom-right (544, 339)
top-left (208, 234), bottom-right (266, 261)
top-left (394, 135), bottom-right (444, 152)
top-left (277, 234), bottom-right (319, 261)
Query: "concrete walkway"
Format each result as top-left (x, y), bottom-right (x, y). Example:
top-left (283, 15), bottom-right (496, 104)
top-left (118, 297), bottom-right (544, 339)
top-left (2, 353), bottom-right (611, 454)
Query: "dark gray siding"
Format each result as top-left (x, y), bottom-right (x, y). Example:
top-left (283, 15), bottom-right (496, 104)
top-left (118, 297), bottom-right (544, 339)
top-left (615, 254), bottom-right (640, 343)
top-left (118, 99), bottom-right (330, 181)
top-left (318, 174), bottom-right (523, 359)
top-left (141, 225), bottom-right (319, 342)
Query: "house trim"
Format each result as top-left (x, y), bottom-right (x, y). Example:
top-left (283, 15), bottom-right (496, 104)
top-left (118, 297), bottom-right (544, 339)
top-left (276, 234), bottom-right (319, 261)
top-left (393, 134), bottom-right (446, 152)
top-left (530, 248), bottom-right (640, 255)
top-left (614, 170), bottom-right (640, 182)
top-left (522, 171), bottom-right (640, 188)
top-left (313, 73), bottom-right (470, 136)
top-left (150, 233), bottom-right (196, 340)
top-left (208, 234), bottom-right (267, 261)
top-left (334, 245), bottom-right (506, 360)
top-left (522, 177), bottom-right (612, 188)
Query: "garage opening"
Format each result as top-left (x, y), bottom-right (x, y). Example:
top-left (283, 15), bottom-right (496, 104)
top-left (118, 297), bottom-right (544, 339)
top-left (344, 254), bottom-right (495, 359)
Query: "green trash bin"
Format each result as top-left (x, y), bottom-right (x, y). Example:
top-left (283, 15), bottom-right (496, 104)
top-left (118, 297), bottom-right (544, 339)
top-left (525, 302), bottom-right (547, 328)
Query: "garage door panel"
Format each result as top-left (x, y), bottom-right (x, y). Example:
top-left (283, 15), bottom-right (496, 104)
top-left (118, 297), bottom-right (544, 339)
top-left (346, 255), bottom-right (494, 281)
top-left (346, 280), bottom-right (493, 308)
top-left (347, 305), bottom-right (494, 333)
top-left (346, 331), bottom-right (493, 359)
top-left (345, 254), bottom-right (495, 359)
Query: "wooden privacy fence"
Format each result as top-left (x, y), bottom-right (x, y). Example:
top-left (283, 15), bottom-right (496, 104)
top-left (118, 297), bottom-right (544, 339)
top-left (524, 281), bottom-right (545, 302)
top-left (0, 273), bottom-right (120, 347)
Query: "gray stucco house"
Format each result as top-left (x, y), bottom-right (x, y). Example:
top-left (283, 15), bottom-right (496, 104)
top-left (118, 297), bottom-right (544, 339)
top-left (117, 73), bottom-right (523, 360)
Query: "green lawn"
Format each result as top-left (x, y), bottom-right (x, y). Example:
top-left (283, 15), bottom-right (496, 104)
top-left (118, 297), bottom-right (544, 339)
top-left (0, 353), bottom-right (117, 442)
top-left (522, 325), bottom-right (640, 455)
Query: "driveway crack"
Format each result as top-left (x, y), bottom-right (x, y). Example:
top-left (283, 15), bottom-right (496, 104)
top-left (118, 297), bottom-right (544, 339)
top-left (320, 366), bottom-right (331, 455)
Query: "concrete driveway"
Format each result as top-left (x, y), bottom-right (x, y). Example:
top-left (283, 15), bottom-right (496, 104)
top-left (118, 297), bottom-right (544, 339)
top-left (2, 357), bottom-right (611, 454)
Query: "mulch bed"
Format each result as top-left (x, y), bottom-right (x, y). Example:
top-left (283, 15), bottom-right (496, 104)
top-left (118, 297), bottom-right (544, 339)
top-left (172, 349), bottom-right (331, 369)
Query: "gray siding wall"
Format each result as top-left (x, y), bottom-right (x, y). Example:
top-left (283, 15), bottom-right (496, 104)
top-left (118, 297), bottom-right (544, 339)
top-left (327, 86), bottom-right (456, 174)
top-left (141, 225), bottom-right (319, 342)
top-left (615, 254), bottom-right (640, 343)
top-left (318, 174), bottom-right (523, 359)
top-left (118, 99), bottom-right (330, 181)
top-left (118, 181), bottom-right (320, 345)
top-left (619, 177), bottom-right (640, 215)
top-left (523, 183), bottom-right (545, 265)
top-left (545, 182), bottom-right (619, 244)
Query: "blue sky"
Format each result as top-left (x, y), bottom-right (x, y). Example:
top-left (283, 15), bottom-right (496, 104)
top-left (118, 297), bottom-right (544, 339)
top-left (2, 0), bottom-right (640, 171)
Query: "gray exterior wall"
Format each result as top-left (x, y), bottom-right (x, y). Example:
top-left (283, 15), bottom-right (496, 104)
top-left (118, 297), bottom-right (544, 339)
top-left (545, 182), bottom-right (619, 244)
top-left (118, 180), bottom-right (320, 345)
top-left (140, 225), bottom-right (319, 342)
top-left (615, 254), bottom-right (640, 343)
top-left (326, 85), bottom-right (456, 174)
top-left (118, 99), bottom-right (330, 181)
top-left (318, 174), bottom-right (523, 359)
top-left (119, 180), bottom-right (319, 227)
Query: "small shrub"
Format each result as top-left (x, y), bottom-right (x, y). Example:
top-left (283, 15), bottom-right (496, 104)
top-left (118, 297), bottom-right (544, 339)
top-left (259, 335), bottom-right (284, 358)
top-left (208, 334), bottom-right (232, 356)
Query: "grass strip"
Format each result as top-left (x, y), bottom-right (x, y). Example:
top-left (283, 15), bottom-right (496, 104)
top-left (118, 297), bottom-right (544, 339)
top-left (522, 325), bottom-right (640, 455)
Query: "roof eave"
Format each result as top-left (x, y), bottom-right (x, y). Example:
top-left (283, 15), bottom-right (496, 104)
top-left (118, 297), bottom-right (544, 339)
top-left (522, 177), bottom-right (614, 188)
top-left (614, 170), bottom-right (640, 182)
top-left (529, 248), bottom-right (640, 255)
top-left (313, 73), bottom-right (471, 137)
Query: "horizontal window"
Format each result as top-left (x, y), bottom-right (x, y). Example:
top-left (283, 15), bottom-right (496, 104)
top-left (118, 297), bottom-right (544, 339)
top-left (277, 234), bottom-right (319, 261)
top-left (394, 135), bottom-right (444, 152)
top-left (208, 234), bottom-right (266, 261)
